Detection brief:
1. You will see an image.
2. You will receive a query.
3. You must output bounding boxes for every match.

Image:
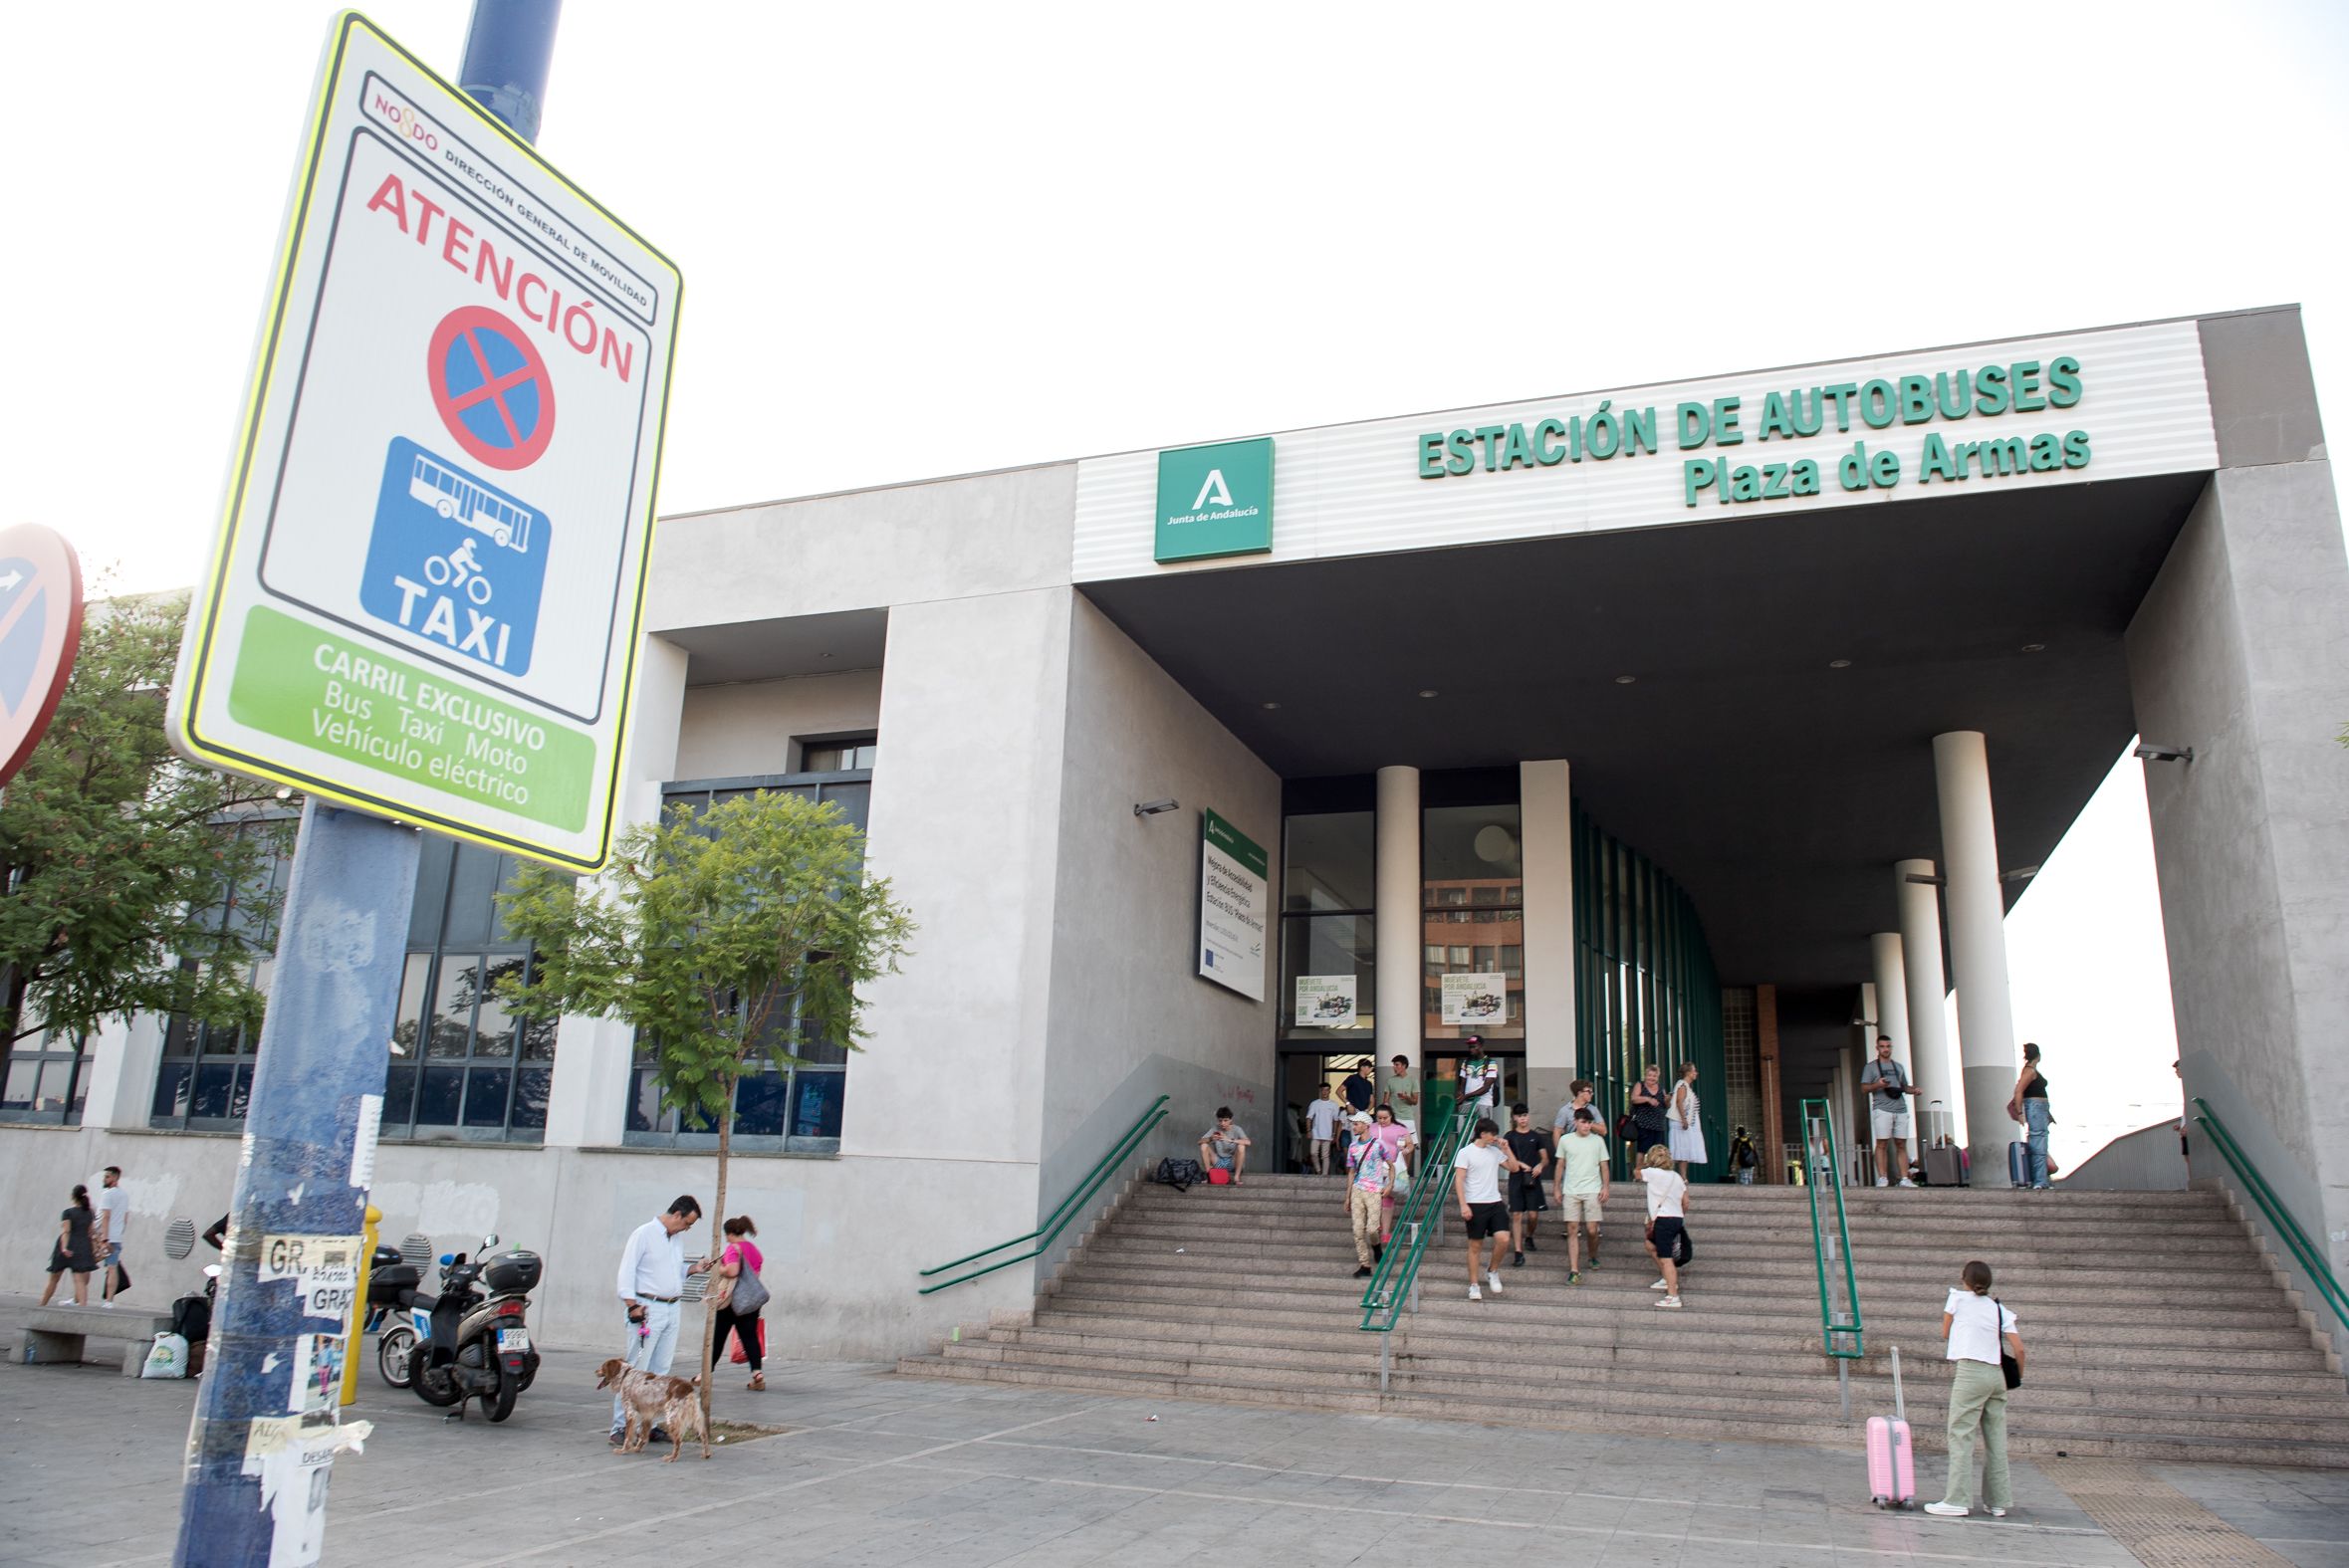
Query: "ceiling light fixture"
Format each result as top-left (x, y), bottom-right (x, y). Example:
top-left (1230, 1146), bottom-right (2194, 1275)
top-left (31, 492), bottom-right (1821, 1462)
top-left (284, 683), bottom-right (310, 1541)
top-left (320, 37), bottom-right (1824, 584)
top-left (2134, 742), bottom-right (2195, 764)
top-left (1418, 689), bottom-right (1439, 699)
top-left (1614, 675), bottom-right (1637, 685)
top-left (1828, 659), bottom-right (1851, 669)
top-left (1261, 701), bottom-right (1281, 710)
top-left (2020, 643), bottom-right (2045, 653)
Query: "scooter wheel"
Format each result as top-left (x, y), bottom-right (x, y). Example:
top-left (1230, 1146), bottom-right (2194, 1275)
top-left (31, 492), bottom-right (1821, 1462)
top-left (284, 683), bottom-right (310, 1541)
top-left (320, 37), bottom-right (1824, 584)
top-left (376, 1326), bottom-right (416, 1390)
top-left (484, 1365), bottom-right (518, 1423)
top-left (412, 1358), bottom-right (465, 1407)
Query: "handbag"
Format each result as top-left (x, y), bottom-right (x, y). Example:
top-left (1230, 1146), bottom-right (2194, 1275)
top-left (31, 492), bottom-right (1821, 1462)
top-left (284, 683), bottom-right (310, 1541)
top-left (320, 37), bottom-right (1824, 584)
top-left (1995, 1297), bottom-right (2021, 1389)
top-left (729, 1258), bottom-right (772, 1315)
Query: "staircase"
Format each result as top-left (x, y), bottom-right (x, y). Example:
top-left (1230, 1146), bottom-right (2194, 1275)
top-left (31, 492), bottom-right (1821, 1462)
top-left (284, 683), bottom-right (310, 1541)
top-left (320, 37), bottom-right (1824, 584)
top-left (898, 1172), bottom-right (2349, 1467)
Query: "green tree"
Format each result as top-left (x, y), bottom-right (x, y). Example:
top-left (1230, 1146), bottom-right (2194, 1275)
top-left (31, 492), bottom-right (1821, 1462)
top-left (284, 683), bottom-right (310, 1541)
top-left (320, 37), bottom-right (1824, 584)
top-left (496, 789), bottom-right (913, 1418)
top-left (0, 593), bottom-right (292, 1075)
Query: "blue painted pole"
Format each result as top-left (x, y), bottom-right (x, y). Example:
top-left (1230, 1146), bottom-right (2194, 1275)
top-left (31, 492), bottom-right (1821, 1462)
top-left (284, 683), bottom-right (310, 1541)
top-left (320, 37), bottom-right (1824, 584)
top-left (458, 0), bottom-right (564, 146)
top-left (173, 10), bottom-right (559, 1560)
top-left (172, 805), bottom-right (421, 1565)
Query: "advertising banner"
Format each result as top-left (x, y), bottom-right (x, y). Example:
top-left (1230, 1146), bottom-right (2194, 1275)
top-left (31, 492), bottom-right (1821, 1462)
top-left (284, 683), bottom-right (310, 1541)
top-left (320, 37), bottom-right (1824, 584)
top-left (1198, 808), bottom-right (1269, 1001)
top-left (1293, 974), bottom-right (1359, 1027)
top-left (1440, 972), bottom-right (1509, 1027)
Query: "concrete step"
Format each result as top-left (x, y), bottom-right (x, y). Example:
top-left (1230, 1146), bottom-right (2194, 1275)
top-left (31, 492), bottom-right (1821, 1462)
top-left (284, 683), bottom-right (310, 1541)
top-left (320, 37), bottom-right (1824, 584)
top-left (896, 1356), bottom-right (2349, 1469)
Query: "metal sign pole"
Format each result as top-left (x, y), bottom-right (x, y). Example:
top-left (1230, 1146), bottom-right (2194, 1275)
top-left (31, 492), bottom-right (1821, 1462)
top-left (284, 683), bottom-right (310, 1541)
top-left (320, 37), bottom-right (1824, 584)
top-left (172, 12), bottom-right (558, 1562)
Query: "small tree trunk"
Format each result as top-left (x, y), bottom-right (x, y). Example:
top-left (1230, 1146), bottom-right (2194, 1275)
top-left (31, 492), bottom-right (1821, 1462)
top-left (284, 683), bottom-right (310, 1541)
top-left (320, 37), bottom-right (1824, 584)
top-left (698, 1084), bottom-right (732, 1427)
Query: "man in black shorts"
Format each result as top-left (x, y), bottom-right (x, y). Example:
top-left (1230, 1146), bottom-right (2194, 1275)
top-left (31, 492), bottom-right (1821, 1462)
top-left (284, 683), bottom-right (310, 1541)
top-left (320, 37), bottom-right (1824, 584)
top-left (1502, 1103), bottom-right (1552, 1268)
top-left (1451, 1118), bottom-right (1523, 1301)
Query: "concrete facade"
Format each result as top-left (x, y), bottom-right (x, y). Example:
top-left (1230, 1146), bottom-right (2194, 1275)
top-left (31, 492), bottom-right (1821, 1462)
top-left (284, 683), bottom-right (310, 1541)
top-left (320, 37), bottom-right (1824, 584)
top-left (3, 306), bottom-right (2344, 1371)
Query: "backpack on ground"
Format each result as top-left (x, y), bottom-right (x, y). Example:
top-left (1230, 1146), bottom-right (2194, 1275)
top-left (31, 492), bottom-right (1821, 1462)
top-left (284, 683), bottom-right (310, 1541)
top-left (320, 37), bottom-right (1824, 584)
top-left (141, 1332), bottom-right (191, 1380)
top-left (170, 1292), bottom-right (212, 1344)
top-left (1155, 1157), bottom-right (1205, 1192)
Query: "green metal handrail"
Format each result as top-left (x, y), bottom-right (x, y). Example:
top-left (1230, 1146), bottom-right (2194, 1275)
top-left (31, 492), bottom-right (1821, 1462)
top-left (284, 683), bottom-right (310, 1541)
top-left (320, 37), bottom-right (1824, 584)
top-left (917, 1094), bottom-right (1170, 1294)
top-left (1358, 1103), bottom-right (1481, 1333)
top-left (1798, 1098), bottom-right (1864, 1361)
top-left (2192, 1098), bottom-right (2349, 1334)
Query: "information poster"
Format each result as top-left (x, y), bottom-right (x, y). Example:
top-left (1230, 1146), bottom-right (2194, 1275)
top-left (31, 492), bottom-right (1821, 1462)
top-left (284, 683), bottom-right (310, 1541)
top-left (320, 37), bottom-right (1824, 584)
top-left (1294, 975), bottom-right (1359, 1026)
top-left (1440, 972), bottom-right (1509, 1027)
top-left (1197, 808), bottom-right (1269, 1001)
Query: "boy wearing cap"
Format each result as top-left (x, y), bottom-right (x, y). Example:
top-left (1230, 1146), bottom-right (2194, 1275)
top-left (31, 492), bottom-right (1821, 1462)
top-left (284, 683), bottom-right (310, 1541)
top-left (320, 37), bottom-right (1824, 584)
top-left (1341, 1111), bottom-right (1393, 1277)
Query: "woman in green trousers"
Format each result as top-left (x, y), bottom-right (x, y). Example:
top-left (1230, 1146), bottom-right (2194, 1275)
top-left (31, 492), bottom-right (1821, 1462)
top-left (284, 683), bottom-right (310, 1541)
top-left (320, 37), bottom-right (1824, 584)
top-left (1926, 1259), bottom-right (2025, 1517)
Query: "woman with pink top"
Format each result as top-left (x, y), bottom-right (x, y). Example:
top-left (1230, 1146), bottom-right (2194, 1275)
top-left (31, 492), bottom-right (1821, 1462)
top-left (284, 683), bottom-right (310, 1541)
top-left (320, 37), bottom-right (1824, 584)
top-left (707, 1215), bottom-right (768, 1391)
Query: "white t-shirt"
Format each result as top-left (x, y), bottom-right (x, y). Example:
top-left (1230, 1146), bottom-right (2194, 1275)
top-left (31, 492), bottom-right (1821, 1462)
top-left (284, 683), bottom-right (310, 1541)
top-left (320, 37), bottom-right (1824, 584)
top-left (1640, 1167), bottom-right (1686, 1219)
top-left (1306, 1098), bottom-right (1341, 1140)
top-left (1556, 1132), bottom-right (1609, 1195)
top-left (1453, 1142), bottom-right (1508, 1205)
top-left (95, 1186), bottom-right (129, 1245)
top-left (1945, 1290), bottom-right (2018, 1365)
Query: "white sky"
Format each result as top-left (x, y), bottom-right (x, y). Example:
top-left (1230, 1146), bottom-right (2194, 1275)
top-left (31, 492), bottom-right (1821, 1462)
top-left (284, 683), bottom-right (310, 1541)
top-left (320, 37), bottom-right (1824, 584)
top-left (9, 1), bottom-right (2345, 1165)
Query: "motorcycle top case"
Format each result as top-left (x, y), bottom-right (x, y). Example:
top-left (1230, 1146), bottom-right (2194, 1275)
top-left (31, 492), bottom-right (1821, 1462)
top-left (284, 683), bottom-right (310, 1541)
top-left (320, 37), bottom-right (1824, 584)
top-left (367, 1262), bottom-right (422, 1304)
top-left (481, 1251), bottom-right (543, 1293)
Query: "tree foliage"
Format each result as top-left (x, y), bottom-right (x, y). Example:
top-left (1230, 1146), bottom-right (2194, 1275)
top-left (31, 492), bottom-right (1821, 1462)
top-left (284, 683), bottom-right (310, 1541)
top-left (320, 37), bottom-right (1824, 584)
top-left (495, 788), bottom-right (914, 1412)
top-left (0, 593), bottom-right (291, 1053)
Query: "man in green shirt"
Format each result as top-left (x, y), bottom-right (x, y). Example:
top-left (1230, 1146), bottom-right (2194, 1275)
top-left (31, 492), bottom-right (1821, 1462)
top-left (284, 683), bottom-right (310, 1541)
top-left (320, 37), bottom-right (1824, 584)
top-left (1381, 1054), bottom-right (1420, 1150)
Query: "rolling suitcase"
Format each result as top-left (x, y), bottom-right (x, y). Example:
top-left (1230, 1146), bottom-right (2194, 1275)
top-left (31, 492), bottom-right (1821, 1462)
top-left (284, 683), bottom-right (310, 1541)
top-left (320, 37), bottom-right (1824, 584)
top-left (1921, 1103), bottom-right (1966, 1187)
top-left (1868, 1345), bottom-right (1916, 1508)
top-left (2008, 1141), bottom-right (2030, 1189)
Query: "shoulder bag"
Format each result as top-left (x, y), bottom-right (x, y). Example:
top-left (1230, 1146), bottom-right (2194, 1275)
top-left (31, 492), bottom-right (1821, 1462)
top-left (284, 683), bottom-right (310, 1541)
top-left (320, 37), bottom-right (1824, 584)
top-left (729, 1255), bottom-right (772, 1315)
top-left (1994, 1297), bottom-right (2021, 1389)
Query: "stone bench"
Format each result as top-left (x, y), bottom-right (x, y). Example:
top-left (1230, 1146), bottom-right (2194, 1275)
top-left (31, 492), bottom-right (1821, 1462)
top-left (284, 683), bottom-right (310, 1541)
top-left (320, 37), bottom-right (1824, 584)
top-left (19, 1305), bottom-right (206, 1377)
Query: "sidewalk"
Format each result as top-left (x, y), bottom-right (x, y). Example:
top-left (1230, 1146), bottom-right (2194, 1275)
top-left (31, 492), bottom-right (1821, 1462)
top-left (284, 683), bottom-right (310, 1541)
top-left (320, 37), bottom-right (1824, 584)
top-left (1, 1299), bottom-right (2342, 1566)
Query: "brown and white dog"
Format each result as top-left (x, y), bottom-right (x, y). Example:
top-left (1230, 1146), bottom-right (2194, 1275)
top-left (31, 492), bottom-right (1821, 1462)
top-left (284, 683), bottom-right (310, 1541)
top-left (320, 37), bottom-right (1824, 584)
top-left (595, 1357), bottom-right (713, 1461)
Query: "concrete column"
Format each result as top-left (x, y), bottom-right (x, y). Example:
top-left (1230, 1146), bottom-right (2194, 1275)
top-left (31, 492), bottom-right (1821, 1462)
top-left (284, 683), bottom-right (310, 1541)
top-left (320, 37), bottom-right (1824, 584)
top-left (1374, 767), bottom-right (1422, 1075)
top-left (544, 632), bottom-right (687, 1150)
top-left (1934, 730), bottom-right (2020, 1182)
top-left (1895, 860), bottom-right (1960, 1144)
top-left (1519, 760), bottom-right (1575, 1117)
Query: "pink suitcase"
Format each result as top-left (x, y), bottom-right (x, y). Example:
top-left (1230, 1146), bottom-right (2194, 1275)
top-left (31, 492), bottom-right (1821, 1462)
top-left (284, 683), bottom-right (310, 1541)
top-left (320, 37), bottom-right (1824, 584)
top-left (1868, 1345), bottom-right (1916, 1507)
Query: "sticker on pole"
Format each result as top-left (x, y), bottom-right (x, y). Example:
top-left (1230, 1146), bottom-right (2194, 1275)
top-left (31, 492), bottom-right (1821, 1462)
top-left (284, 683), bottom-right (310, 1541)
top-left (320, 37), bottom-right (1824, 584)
top-left (168, 14), bottom-right (681, 871)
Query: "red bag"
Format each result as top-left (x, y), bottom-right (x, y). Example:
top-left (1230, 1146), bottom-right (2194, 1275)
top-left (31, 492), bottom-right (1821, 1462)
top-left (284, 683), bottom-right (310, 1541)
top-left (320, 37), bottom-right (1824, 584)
top-left (728, 1319), bottom-right (766, 1364)
top-left (1207, 1168), bottom-right (1232, 1186)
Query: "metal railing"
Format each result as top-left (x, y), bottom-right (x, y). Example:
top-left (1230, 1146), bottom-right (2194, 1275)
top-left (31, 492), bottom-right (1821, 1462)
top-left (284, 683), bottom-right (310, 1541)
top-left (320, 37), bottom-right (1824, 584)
top-left (917, 1094), bottom-right (1170, 1294)
top-left (1798, 1098), bottom-right (1865, 1370)
top-left (2192, 1097), bottom-right (2349, 1335)
top-left (1356, 1103), bottom-right (1482, 1391)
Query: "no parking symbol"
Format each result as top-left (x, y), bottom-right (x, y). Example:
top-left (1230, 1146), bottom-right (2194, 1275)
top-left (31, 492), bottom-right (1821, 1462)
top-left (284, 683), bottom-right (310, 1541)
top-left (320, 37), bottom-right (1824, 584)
top-left (427, 306), bottom-right (556, 470)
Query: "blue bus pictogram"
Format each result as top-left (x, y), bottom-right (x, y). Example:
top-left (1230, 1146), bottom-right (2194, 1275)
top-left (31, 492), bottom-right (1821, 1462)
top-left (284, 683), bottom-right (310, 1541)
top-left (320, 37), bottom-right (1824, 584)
top-left (359, 437), bottom-right (550, 677)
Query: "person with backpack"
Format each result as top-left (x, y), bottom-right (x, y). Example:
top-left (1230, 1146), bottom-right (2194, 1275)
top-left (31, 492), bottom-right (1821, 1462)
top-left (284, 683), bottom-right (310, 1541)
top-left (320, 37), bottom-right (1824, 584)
top-left (1639, 1146), bottom-right (1689, 1309)
top-left (1728, 1126), bottom-right (1760, 1185)
top-left (1926, 1259), bottom-right (2025, 1518)
top-left (1341, 1112), bottom-right (1393, 1278)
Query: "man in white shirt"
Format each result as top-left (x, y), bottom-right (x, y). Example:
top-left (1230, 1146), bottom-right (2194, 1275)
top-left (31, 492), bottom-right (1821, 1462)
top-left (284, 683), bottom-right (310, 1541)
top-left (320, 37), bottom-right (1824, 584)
top-left (610, 1195), bottom-right (704, 1445)
top-left (95, 1166), bottom-right (129, 1305)
top-left (1304, 1085), bottom-right (1342, 1176)
top-left (1451, 1118), bottom-right (1526, 1301)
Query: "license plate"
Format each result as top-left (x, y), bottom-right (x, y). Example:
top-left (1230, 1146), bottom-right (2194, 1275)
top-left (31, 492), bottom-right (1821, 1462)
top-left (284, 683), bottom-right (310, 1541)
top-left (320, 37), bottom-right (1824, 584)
top-left (497, 1328), bottom-right (530, 1352)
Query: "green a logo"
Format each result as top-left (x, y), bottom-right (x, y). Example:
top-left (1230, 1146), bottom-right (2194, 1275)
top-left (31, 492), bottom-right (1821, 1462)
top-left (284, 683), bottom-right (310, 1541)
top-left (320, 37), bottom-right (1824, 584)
top-left (1155, 438), bottom-right (1274, 563)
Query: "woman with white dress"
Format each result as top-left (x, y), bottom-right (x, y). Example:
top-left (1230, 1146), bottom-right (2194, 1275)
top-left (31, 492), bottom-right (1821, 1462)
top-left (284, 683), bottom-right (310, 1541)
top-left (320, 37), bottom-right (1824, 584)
top-left (1668, 1062), bottom-right (1707, 1176)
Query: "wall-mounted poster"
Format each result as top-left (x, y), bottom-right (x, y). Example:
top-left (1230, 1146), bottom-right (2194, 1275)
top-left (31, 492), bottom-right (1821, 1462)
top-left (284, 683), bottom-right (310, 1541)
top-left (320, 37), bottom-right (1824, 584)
top-left (1294, 975), bottom-right (1359, 1027)
top-left (1198, 808), bottom-right (1269, 1001)
top-left (1440, 973), bottom-right (1509, 1027)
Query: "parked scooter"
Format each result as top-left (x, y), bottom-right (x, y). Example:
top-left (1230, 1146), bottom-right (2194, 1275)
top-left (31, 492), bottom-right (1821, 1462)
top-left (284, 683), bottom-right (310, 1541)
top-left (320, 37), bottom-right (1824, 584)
top-left (375, 1233), bottom-right (543, 1421)
top-left (366, 1243), bottom-right (424, 1388)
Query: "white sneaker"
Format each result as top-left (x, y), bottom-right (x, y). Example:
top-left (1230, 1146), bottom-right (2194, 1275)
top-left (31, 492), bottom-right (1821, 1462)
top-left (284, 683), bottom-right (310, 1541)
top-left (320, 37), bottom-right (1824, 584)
top-left (1874, 1176), bottom-right (1890, 1188)
top-left (1649, 1277), bottom-right (1670, 1290)
top-left (1990, 1507), bottom-right (2007, 1518)
top-left (1924, 1502), bottom-right (1969, 1517)
top-left (1486, 1271), bottom-right (1503, 1292)
top-left (1468, 1284), bottom-right (1483, 1301)
top-left (1898, 1179), bottom-right (1918, 1188)
top-left (1654, 1295), bottom-right (1682, 1309)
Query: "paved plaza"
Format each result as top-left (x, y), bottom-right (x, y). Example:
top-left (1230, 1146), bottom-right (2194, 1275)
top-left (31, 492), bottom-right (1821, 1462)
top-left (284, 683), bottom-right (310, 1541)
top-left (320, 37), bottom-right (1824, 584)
top-left (2, 1302), bottom-right (2344, 1567)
